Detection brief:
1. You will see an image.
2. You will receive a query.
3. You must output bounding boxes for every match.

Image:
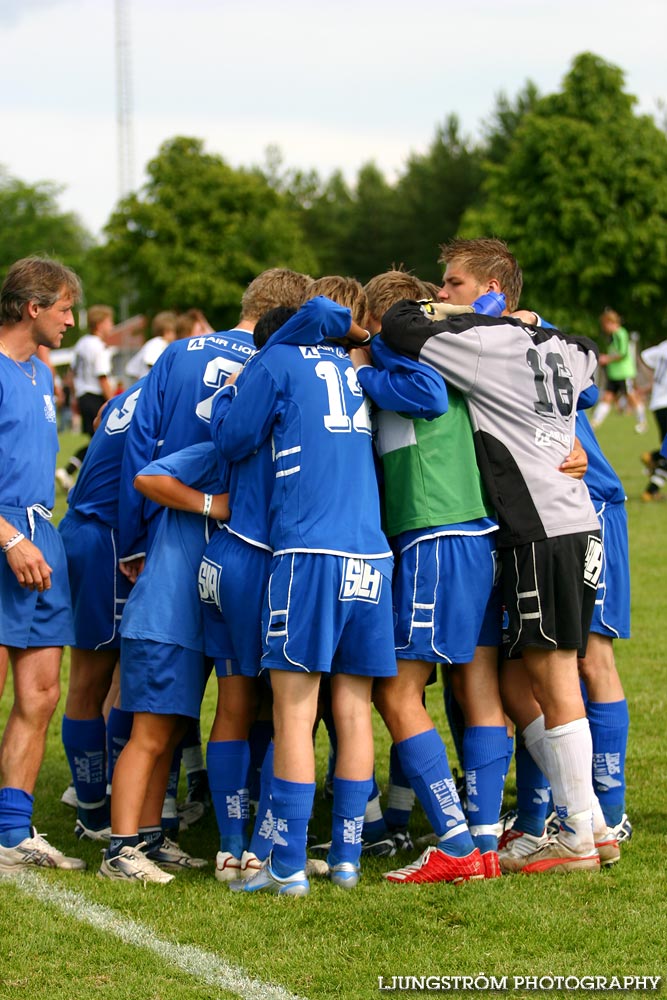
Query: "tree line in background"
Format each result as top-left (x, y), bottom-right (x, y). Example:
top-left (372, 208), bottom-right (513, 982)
top-left (2, 53), bottom-right (667, 344)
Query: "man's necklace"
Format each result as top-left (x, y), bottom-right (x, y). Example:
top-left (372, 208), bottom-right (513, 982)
top-left (0, 339), bottom-right (37, 385)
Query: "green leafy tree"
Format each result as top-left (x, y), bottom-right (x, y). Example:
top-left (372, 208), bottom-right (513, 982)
top-left (282, 167), bottom-right (356, 277)
top-left (272, 118), bottom-right (482, 285)
top-left (480, 82), bottom-right (541, 165)
top-left (394, 116), bottom-right (484, 283)
top-left (0, 167), bottom-right (93, 283)
top-left (98, 137), bottom-right (317, 329)
top-left (461, 53), bottom-right (667, 340)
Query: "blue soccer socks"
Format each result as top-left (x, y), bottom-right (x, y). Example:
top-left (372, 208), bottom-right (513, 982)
top-left (463, 725), bottom-right (507, 854)
top-left (207, 739), bottom-right (251, 858)
top-left (0, 787), bottom-right (33, 847)
top-left (248, 741), bottom-right (274, 861)
top-left (62, 715), bottom-right (108, 827)
top-left (588, 699), bottom-right (629, 827)
top-left (514, 731), bottom-right (551, 837)
top-left (395, 729), bottom-right (474, 856)
top-left (270, 777), bottom-right (315, 878)
top-left (329, 776), bottom-right (373, 868)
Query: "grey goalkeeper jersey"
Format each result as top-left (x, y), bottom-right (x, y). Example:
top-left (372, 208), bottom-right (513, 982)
top-left (381, 301), bottom-right (600, 548)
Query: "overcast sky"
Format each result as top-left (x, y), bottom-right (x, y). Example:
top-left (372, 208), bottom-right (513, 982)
top-left (1, 0), bottom-right (665, 237)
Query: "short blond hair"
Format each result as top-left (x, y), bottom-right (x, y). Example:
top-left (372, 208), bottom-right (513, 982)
top-left (241, 268), bottom-right (313, 322)
top-left (364, 270), bottom-right (430, 322)
top-left (175, 309), bottom-right (204, 340)
top-left (151, 310), bottom-right (177, 338)
top-left (438, 238), bottom-right (523, 312)
top-left (306, 275), bottom-right (369, 327)
top-left (420, 280), bottom-right (442, 300)
top-left (599, 307), bottom-right (621, 326)
top-left (87, 304), bottom-right (114, 333)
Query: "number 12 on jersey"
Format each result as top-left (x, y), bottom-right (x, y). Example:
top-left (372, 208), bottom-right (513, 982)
top-left (315, 359), bottom-right (371, 435)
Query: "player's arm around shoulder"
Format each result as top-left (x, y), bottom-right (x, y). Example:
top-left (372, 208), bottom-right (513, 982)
top-left (351, 338), bottom-right (448, 419)
top-left (216, 354), bottom-right (281, 463)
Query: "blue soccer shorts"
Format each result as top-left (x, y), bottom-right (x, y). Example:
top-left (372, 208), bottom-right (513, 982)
top-left (393, 532), bottom-right (501, 664)
top-left (120, 637), bottom-right (209, 719)
top-left (262, 552), bottom-right (397, 677)
top-left (0, 508), bottom-right (74, 649)
top-left (590, 501), bottom-right (630, 640)
top-left (59, 509), bottom-right (130, 650)
top-left (199, 528), bottom-right (270, 678)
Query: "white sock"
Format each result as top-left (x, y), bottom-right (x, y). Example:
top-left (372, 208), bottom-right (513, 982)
top-left (543, 719), bottom-right (594, 850)
top-left (523, 715), bottom-right (549, 775)
top-left (363, 793), bottom-right (383, 824)
top-left (592, 400), bottom-right (611, 426)
top-left (592, 794), bottom-right (607, 838)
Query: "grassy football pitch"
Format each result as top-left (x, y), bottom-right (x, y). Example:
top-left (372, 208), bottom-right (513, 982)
top-left (0, 416), bottom-right (665, 1000)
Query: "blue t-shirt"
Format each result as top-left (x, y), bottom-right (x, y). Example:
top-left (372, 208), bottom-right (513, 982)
top-left (118, 329), bottom-right (255, 558)
top-left (576, 411), bottom-right (625, 505)
top-left (120, 442), bottom-right (226, 651)
top-left (217, 300), bottom-right (392, 567)
top-left (67, 379), bottom-right (145, 528)
top-left (0, 354), bottom-right (57, 509)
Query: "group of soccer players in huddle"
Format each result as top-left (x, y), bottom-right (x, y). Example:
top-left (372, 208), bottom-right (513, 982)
top-left (0, 239), bottom-right (642, 893)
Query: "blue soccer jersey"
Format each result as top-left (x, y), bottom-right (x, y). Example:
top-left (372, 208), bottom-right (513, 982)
top-left (217, 307), bottom-right (392, 565)
top-left (118, 329), bottom-right (255, 559)
top-left (0, 354), bottom-right (58, 509)
top-left (119, 442), bottom-right (227, 651)
top-left (67, 379), bottom-right (145, 528)
top-left (576, 412), bottom-right (626, 505)
top-left (60, 379), bottom-right (143, 649)
top-left (210, 361), bottom-right (274, 552)
top-left (1, 353), bottom-right (73, 648)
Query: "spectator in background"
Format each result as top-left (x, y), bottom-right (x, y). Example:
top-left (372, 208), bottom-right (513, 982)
top-left (175, 308), bottom-right (211, 341)
top-left (639, 336), bottom-right (667, 500)
top-left (125, 311), bottom-right (177, 383)
top-left (56, 305), bottom-right (115, 491)
top-left (592, 308), bottom-right (647, 433)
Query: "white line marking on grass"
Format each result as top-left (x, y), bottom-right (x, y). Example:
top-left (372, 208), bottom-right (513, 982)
top-left (6, 870), bottom-right (308, 1000)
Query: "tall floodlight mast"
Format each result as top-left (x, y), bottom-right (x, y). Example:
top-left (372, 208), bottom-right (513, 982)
top-left (115, 0), bottom-right (134, 198)
top-left (115, 0), bottom-right (135, 321)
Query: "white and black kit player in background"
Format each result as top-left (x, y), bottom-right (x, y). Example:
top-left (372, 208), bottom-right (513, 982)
top-left (381, 299), bottom-right (606, 873)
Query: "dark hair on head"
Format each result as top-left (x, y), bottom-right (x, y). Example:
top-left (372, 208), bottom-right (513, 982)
top-left (254, 306), bottom-right (298, 349)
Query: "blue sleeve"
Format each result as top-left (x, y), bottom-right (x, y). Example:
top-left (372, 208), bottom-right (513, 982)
top-left (355, 338), bottom-right (448, 418)
top-left (578, 384), bottom-right (599, 410)
top-left (209, 385), bottom-right (237, 451)
top-left (217, 359), bottom-right (280, 463)
top-left (209, 353), bottom-right (261, 449)
top-left (138, 442), bottom-right (228, 493)
top-left (118, 359), bottom-right (168, 558)
top-left (661, 434), bottom-right (667, 461)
